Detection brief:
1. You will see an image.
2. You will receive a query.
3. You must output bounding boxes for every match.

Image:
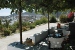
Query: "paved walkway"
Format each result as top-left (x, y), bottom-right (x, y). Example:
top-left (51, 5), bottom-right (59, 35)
top-left (0, 23), bottom-right (57, 50)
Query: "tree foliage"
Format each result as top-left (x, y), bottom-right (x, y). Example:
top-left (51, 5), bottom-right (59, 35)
top-left (0, 0), bottom-right (75, 13)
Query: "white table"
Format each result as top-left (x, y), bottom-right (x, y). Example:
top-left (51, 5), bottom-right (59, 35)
top-left (49, 37), bottom-right (64, 48)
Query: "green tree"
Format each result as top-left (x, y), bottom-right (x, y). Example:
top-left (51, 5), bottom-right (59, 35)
top-left (0, 0), bottom-right (24, 44)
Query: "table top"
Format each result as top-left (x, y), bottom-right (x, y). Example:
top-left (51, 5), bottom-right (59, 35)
top-left (49, 37), bottom-right (64, 48)
top-left (49, 32), bottom-right (63, 38)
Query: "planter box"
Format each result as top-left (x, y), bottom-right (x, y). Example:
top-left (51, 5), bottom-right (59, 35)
top-left (30, 30), bottom-right (48, 45)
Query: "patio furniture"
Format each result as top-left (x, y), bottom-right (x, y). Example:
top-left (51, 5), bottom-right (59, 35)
top-left (49, 37), bottom-right (64, 48)
top-left (55, 27), bottom-right (70, 39)
top-left (62, 30), bottom-right (70, 39)
top-left (54, 33), bottom-right (62, 38)
top-left (50, 27), bottom-right (55, 34)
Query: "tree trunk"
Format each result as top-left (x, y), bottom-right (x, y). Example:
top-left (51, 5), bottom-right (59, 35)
top-left (48, 11), bottom-right (50, 49)
top-left (19, 0), bottom-right (22, 44)
top-left (48, 11), bottom-right (50, 35)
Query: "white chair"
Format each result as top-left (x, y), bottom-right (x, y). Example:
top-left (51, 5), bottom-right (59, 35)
top-left (63, 30), bottom-right (70, 39)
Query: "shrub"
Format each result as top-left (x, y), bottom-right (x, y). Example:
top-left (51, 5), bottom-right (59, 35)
top-left (22, 27), bottom-right (28, 31)
top-left (29, 24), bottom-right (35, 29)
top-left (0, 19), bottom-right (2, 25)
top-left (9, 25), bottom-right (17, 33)
top-left (22, 22), bottom-right (30, 27)
top-left (3, 29), bottom-right (11, 36)
top-left (3, 19), bottom-right (11, 28)
top-left (49, 15), bottom-right (57, 23)
top-left (40, 17), bottom-right (48, 23)
top-left (33, 17), bottom-right (48, 25)
top-left (0, 25), bottom-right (3, 31)
top-left (59, 14), bottom-right (67, 23)
top-left (13, 22), bottom-right (19, 28)
top-left (64, 43), bottom-right (71, 50)
top-left (34, 20), bottom-right (42, 25)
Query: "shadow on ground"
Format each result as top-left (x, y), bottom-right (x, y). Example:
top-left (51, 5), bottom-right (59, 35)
top-left (8, 38), bottom-right (50, 50)
top-left (8, 42), bottom-right (25, 50)
top-left (24, 39), bottom-right (49, 50)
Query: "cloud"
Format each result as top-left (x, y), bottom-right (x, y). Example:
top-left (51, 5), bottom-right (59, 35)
top-left (0, 8), bottom-right (11, 16)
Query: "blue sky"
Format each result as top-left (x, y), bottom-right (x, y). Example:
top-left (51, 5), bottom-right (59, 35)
top-left (0, 8), bottom-right (11, 16)
top-left (0, 8), bottom-right (26, 16)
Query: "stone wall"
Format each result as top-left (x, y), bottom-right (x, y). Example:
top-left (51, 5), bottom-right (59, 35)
top-left (30, 30), bottom-right (48, 45)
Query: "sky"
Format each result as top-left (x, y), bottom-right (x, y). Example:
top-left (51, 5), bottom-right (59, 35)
top-left (0, 8), bottom-right (26, 16)
top-left (0, 8), bottom-right (11, 16)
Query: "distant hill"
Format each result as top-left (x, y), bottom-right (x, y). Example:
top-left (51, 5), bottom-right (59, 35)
top-left (9, 12), bottom-right (43, 17)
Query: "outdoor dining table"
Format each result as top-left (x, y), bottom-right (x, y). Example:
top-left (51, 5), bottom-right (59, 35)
top-left (49, 37), bottom-right (64, 48)
top-left (48, 26), bottom-right (70, 48)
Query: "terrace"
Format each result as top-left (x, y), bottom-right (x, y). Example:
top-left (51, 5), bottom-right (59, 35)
top-left (7, 22), bottom-right (75, 50)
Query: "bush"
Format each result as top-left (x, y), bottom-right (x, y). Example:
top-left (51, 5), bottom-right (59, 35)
top-left (0, 19), bottom-right (2, 25)
top-left (3, 29), bottom-right (11, 36)
top-left (59, 14), bottom-right (67, 23)
top-left (13, 22), bottom-right (19, 28)
top-left (40, 17), bottom-right (48, 23)
top-left (34, 20), bottom-right (42, 25)
top-left (64, 43), bottom-right (71, 50)
top-left (0, 25), bottom-right (3, 31)
top-left (49, 15), bottom-right (57, 23)
top-left (29, 24), bottom-right (35, 29)
top-left (9, 25), bottom-right (17, 33)
top-left (32, 17), bottom-right (48, 26)
top-left (22, 27), bottom-right (28, 31)
top-left (22, 22), bottom-right (30, 27)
